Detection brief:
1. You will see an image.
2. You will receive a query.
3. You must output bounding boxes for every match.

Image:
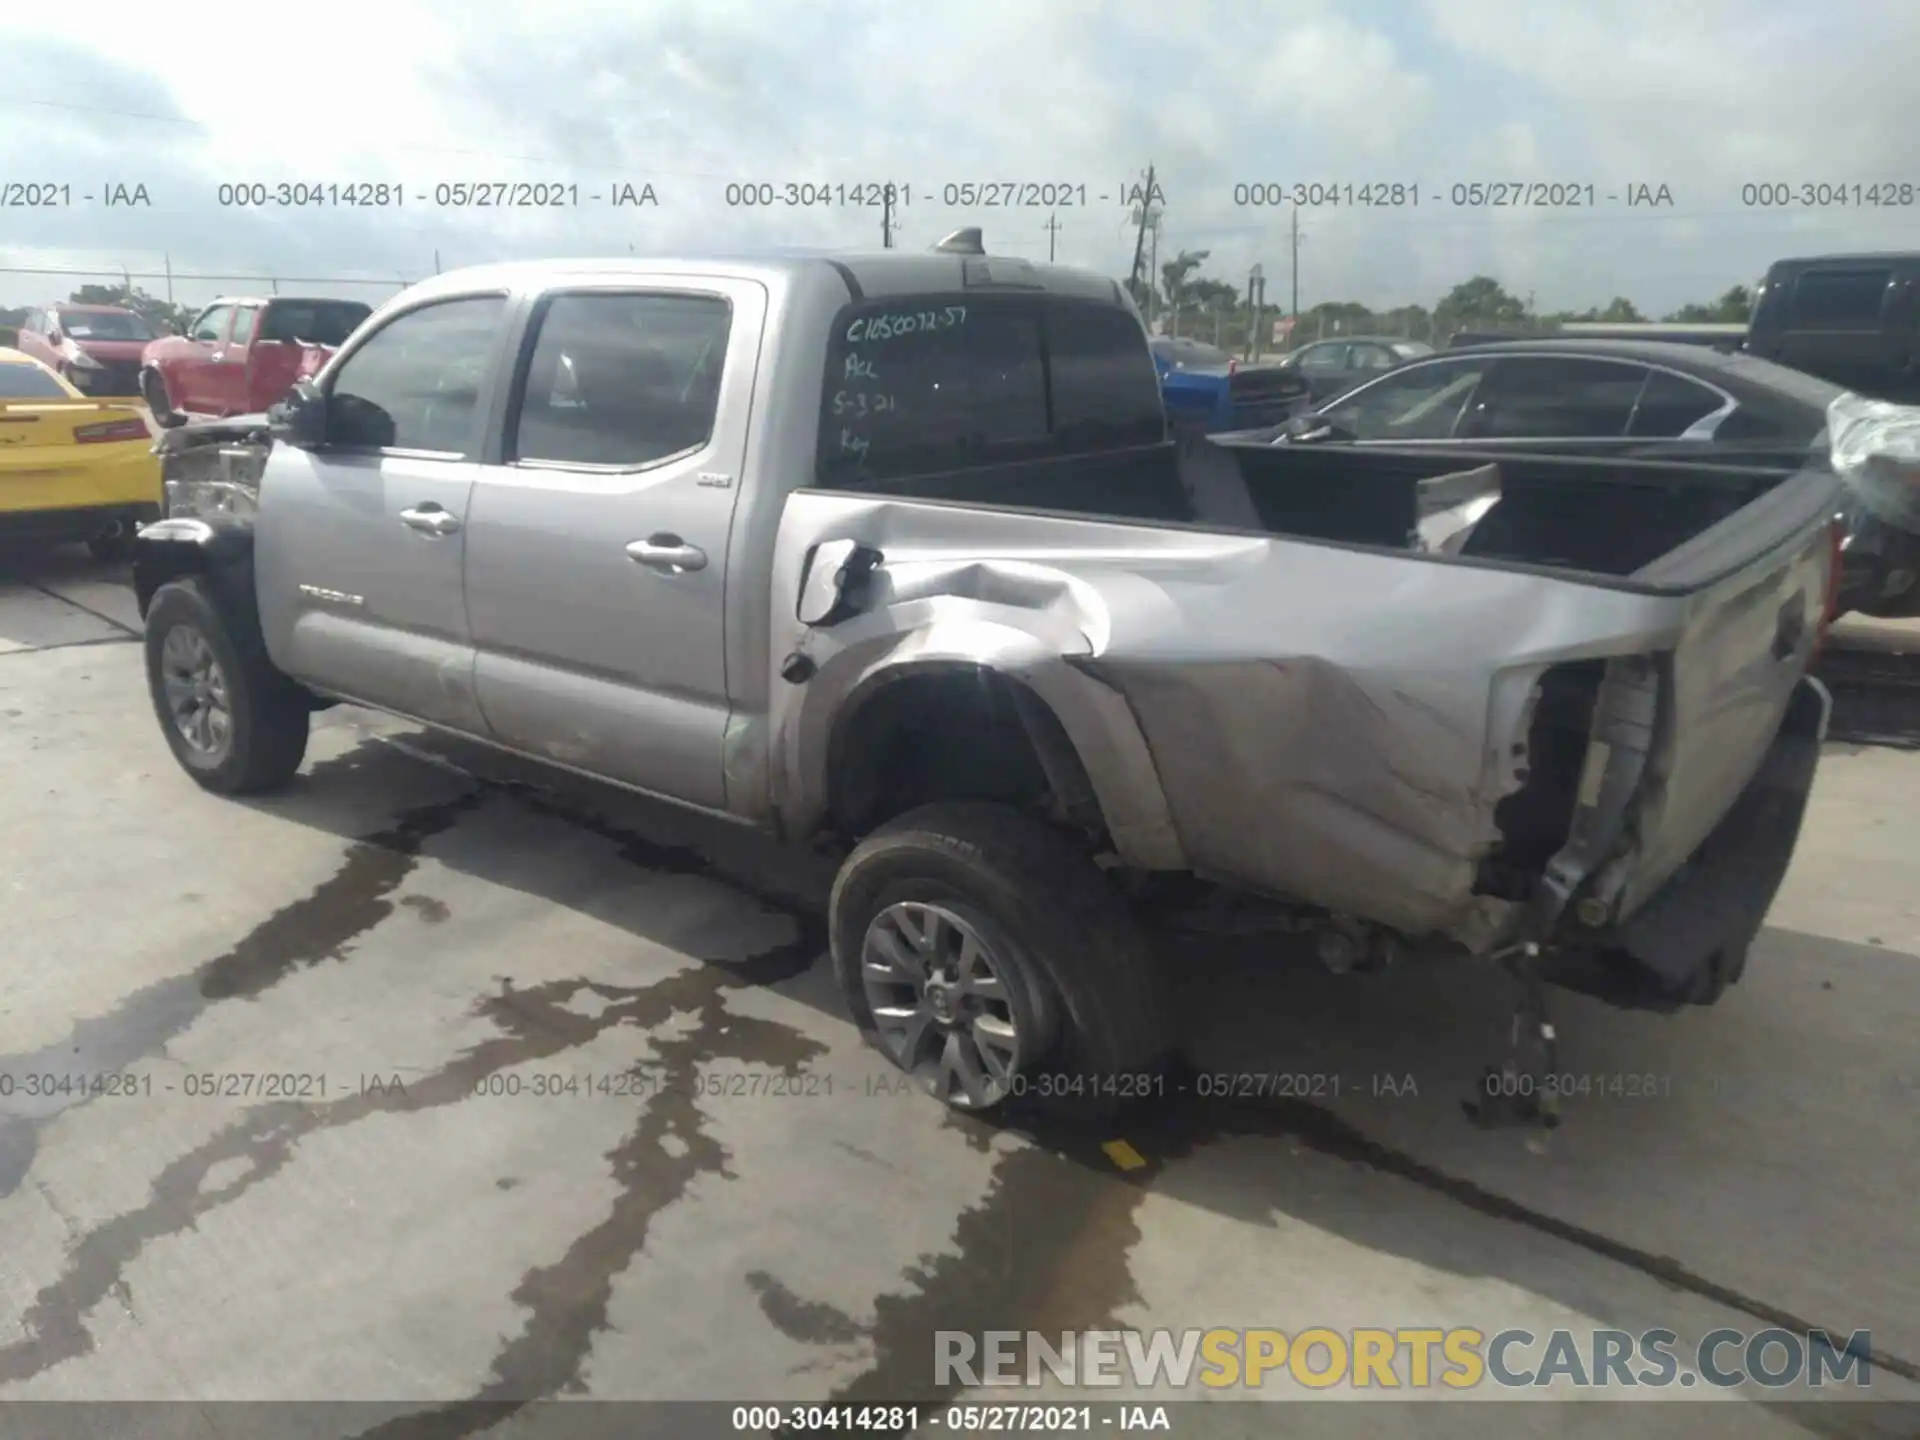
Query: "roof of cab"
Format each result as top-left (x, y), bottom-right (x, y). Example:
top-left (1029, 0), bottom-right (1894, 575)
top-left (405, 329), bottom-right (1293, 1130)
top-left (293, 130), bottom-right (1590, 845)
top-left (394, 251), bottom-right (1131, 308)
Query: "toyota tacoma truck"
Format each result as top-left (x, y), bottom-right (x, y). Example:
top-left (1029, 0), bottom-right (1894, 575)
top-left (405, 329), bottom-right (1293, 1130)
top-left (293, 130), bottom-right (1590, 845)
top-left (129, 243), bottom-right (1845, 1127)
top-left (139, 295), bottom-right (372, 426)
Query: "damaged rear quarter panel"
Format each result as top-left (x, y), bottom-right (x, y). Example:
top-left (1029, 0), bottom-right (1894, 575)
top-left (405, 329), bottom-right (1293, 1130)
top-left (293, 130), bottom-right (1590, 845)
top-left (770, 492), bottom-right (1692, 941)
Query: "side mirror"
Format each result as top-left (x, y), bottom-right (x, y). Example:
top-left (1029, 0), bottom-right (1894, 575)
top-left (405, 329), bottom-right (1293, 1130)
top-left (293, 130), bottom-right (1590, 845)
top-left (796, 539), bottom-right (883, 627)
top-left (268, 378), bottom-right (327, 450)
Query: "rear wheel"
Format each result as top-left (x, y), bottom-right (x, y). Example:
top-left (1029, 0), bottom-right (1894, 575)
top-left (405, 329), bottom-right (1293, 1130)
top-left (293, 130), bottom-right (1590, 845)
top-left (830, 801), bottom-right (1172, 1118)
top-left (143, 579), bottom-right (310, 794)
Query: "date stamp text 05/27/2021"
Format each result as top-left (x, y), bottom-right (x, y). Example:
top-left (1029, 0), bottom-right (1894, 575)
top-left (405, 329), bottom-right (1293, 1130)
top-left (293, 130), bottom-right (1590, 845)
top-left (1, 1067), bottom-right (1769, 1108)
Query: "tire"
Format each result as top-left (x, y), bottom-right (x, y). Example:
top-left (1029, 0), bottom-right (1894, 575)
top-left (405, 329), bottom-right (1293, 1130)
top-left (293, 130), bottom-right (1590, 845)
top-left (143, 578), bottom-right (310, 794)
top-left (830, 801), bottom-right (1172, 1119)
top-left (87, 529), bottom-right (136, 564)
top-left (140, 368), bottom-right (177, 425)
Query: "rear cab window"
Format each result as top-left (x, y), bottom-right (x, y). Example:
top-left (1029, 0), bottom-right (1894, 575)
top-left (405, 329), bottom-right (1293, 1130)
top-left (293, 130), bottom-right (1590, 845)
top-left (1787, 268), bottom-right (1892, 330)
top-left (816, 294), bottom-right (1170, 516)
top-left (0, 362), bottom-right (68, 398)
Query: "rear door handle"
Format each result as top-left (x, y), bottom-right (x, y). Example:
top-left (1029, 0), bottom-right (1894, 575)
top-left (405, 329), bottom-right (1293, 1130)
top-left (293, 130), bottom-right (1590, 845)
top-left (626, 535), bottom-right (707, 573)
top-left (400, 505), bottom-right (461, 536)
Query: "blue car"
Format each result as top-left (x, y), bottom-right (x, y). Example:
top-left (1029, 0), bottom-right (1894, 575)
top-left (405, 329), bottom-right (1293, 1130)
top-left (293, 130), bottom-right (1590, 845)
top-left (1148, 336), bottom-right (1313, 434)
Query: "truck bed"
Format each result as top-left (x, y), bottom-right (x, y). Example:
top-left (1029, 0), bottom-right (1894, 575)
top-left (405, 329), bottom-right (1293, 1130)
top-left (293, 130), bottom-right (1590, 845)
top-left (779, 435), bottom-right (1840, 955)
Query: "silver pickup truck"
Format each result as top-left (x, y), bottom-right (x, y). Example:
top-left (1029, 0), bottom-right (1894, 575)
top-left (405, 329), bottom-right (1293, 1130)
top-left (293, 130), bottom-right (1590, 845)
top-left (130, 248), bottom-right (1843, 1125)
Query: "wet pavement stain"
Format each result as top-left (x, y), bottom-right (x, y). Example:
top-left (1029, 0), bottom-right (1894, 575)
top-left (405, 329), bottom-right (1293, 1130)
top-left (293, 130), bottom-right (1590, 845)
top-left (746, 1271), bottom-right (867, 1346)
top-left (399, 895), bottom-right (452, 924)
top-left (347, 984), bottom-right (826, 1434)
top-left (816, 1117), bottom-right (1152, 1419)
top-left (201, 790), bottom-right (485, 1000)
top-left (0, 786), bottom-right (485, 1199)
top-left (0, 953), bottom-right (822, 1392)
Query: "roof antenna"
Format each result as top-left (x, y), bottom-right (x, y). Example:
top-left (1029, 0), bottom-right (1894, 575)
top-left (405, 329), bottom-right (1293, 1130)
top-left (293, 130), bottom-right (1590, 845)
top-left (933, 227), bottom-right (985, 255)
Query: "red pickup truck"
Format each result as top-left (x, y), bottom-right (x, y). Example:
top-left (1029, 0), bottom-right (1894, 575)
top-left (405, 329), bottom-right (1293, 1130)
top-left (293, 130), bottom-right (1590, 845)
top-left (139, 296), bottom-right (372, 424)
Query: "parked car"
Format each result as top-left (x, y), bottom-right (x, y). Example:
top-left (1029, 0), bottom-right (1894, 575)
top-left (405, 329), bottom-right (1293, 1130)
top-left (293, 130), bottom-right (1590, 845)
top-left (1447, 323), bottom-right (1748, 350)
top-left (12, 304), bottom-right (155, 397)
top-left (1280, 339), bottom-right (1839, 450)
top-left (1746, 251), bottom-right (1920, 403)
top-left (140, 296), bottom-right (373, 425)
top-left (1277, 335), bottom-right (1433, 402)
top-left (131, 250), bottom-right (1841, 1127)
top-left (1262, 338), bottom-right (1920, 617)
top-left (1148, 335), bottom-right (1312, 433)
top-left (0, 347), bottom-right (160, 559)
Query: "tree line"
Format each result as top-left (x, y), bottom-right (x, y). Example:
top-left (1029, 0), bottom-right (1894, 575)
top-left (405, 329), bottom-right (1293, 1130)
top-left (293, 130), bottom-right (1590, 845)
top-left (0, 285), bottom-right (198, 340)
top-left (4, 270), bottom-right (1756, 356)
top-left (1133, 250), bottom-right (1755, 353)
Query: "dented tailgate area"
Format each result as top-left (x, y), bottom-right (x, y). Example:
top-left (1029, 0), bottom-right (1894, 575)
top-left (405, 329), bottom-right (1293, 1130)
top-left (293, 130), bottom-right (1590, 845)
top-left (771, 463), bottom-right (1840, 999)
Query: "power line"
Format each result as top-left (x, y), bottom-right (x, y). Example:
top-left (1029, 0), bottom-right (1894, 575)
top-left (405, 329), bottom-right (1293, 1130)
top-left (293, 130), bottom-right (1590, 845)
top-left (0, 264), bottom-right (414, 286)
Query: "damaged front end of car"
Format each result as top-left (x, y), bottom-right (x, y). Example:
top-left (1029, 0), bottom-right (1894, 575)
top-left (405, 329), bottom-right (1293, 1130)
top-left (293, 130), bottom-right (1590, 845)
top-left (154, 414), bottom-right (272, 522)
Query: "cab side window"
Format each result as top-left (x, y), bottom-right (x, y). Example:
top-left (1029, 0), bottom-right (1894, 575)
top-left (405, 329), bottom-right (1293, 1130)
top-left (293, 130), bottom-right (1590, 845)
top-left (190, 307), bottom-right (232, 344)
top-left (326, 295), bottom-right (507, 455)
top-left (510, 292), bottom-right (734, 468)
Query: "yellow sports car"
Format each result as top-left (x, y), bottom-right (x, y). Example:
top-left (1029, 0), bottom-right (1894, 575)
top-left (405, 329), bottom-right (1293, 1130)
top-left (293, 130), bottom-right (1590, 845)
top-left (0, 345), bottom-right (161, 560)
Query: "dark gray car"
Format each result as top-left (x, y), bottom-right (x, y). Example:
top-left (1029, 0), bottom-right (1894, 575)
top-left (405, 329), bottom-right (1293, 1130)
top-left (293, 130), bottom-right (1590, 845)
top-left (1278, 335), bottom-right (1433, 402)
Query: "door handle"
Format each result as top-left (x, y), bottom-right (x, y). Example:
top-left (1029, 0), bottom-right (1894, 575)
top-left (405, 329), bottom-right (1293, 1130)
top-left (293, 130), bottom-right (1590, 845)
top-left (400, 505), bottom-right (461, 536)
top-left (625, 535), bottom-right (707, 573)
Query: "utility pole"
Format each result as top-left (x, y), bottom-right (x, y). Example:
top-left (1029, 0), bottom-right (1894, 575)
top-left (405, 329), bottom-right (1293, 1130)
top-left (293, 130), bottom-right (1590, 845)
top-left (1147, 210), bottom-right (1160, 326)
top-left (1244, 268), bottom-right (1259, 362)
top-left (882, 184), bottom-right (896, 249)
top-left (1126, 161), bottom-right (1157, 312)
top-left (434, 249), bottom-right (442, 275)
top-left (1043, 211), bottom-right (1061, 263)
top-left (163, 253), bottom-right (173, 306)
top-left (1289, 207), bottom-right (1301, 327)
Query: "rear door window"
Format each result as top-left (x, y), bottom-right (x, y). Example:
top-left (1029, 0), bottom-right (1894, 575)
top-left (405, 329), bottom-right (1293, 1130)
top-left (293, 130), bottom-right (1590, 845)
top-left (510, 291), bottom-right (733, 468)
top-left (1627, 368), bottom-right (1726, 437)
top-left (1788, 269), bottom-right (1890, 330)
top-left (1472, 357), bottom-right (1648, 438)
top-left (1296, 343), bottom-right (1352, 374)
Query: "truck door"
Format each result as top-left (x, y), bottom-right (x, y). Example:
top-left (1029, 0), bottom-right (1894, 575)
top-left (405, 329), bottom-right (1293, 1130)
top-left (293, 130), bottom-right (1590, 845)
top-left (463, 278), bottom-right (763, 810)
top-left (207, 304), bottom-right (258, 414)
top-left (173, 304), bottom-right (234, 413)
top-left (253, 292), bottom-right (513, 730)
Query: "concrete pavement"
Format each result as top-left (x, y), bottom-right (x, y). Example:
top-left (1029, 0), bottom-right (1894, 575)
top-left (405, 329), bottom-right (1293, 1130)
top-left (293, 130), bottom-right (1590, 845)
top-left (1, 546), bottom-right (1916, 1439)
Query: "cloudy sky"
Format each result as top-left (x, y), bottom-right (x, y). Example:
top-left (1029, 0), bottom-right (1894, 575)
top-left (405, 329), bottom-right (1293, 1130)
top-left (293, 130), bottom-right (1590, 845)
top-left (4, 0), bottom-right (1916, 317)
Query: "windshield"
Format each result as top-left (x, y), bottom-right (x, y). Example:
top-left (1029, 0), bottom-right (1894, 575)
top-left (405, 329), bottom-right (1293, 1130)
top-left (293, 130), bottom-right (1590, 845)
top-left (0, 360), bottom-right (69, 397)
top-left (56, 310), bottom-right (154, 341)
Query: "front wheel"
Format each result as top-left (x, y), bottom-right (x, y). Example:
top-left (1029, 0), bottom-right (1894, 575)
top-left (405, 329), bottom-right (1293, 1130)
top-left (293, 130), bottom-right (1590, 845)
top-left (140, 367), bottom-right (178, 425)
top-left (143, 578), bottom-right (310, 794)
top-left (829, 802), bottom-right (1172, 1118)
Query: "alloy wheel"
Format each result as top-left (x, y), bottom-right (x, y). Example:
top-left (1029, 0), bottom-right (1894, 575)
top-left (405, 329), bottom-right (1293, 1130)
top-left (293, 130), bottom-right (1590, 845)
top-left (860, 900), bottom-right (1028, 1108)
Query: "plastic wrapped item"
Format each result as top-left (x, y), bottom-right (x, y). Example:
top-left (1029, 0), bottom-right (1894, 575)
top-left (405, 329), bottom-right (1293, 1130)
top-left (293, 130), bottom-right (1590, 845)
top-left (1828, 392), bottom-right (1920, 532)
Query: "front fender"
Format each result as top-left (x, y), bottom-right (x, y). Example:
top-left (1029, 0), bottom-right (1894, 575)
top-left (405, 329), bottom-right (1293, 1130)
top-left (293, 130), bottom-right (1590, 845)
top-left (771, 598), bottom-right (1188, 869)
top-left (131, 517), bottom-right (260, 628)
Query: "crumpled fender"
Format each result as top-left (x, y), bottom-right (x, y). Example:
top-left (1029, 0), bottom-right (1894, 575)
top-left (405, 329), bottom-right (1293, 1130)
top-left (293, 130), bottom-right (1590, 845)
top-left (770, 570), bottom-right (1189, 869)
